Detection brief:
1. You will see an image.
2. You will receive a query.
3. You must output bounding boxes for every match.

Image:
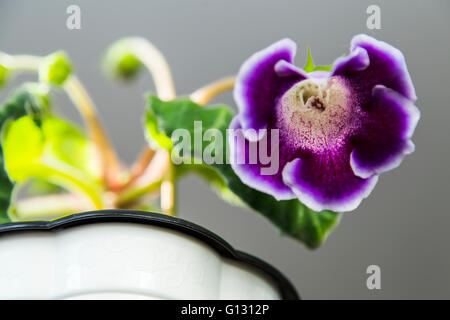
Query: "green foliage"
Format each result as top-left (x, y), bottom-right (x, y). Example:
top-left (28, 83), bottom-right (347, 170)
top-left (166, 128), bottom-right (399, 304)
top-left (3, 116), bottom-right (43, 182)
top-left (0, 83), bottom-right (103, 223)
top-left (146, 95), bottom-right (232, 158)
top-left (145, 95), bottom-right (340, 248)
top-left (103, 39), bottom-right (142, 80)
top-left (145, 106), bottom-right (173, 150)
top-left (39, 51), bottom-right (72, 86)
top-left (0, 85), bottom-right (51, 223)
top-left (40, 116), bottom-right (98, 176)
top-left (2, 115), bottom-right (102, 211)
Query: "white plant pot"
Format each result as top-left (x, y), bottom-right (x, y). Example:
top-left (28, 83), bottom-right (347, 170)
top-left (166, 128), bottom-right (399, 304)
top-left (0, 211), bottom-right (298, 300)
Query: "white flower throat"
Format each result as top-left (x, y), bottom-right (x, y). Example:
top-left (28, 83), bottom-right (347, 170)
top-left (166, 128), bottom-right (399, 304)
top-left (277, 76), bottom-right (361, 153)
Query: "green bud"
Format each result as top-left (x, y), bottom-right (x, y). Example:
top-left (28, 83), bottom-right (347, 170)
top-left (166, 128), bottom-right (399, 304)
top-left (103, 39), bottom-right (142, 80)
top-left (39, 51), bottom-right (72, 86)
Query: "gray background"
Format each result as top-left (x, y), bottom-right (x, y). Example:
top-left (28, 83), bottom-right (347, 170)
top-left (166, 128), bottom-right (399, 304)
top-left (0, 0), bottom-right (449, 299)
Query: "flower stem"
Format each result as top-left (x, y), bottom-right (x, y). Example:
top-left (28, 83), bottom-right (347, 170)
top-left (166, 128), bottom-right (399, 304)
top-left (64, 76), bottom-right (122, 189)
top-left (28, 159), bottom-right (104, 210)
top-left (160, 156), bottom-right (176, 216)
top-left (190, 76), bottom-right (236, 105)
top-left (124, 37), bottom-right (176, 101)
top-left (123, 147), bottom-right (156, 189)
top-left (116, 179), bottom-right (162, 208)
top-left (3, 54), bottom-right (42, 72)
top-left (124, 38), bottom-right (177, 216)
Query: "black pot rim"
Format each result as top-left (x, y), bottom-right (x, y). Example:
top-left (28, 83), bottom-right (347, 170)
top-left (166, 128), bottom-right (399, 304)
top-left (0, 209), bottom-right (299, 300)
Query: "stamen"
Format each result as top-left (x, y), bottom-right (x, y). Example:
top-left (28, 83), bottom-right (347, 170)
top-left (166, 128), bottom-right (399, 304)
top-left (294, 80), bottom-right (329, 111)
top-left (309, 96), bottom-right (325, 111)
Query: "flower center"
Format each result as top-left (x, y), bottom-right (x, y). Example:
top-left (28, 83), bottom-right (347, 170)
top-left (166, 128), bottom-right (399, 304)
top-left (276, 76), bottom-right (360, 153)
top-left (296, 80), bottom-right (329, 112)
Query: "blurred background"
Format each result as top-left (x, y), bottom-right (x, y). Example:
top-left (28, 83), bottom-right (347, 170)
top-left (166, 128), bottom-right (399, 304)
top-left (0, 0), bottom-right (449, 299)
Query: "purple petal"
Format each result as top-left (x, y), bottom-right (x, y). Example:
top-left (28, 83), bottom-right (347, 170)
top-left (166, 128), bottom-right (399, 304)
top-left (282, 147), bottom-right (379, 212)
top-left (332, 46), bottom-right (370, 74)
top-left (234, 39), bottom-right (306, 136)
top-left (333, 34), bottom-right (416, 102)
top-left (274, 60), bottom-right (309, 78)
top-left (228, 117), bottom-right (295, 201)
top-left (350, 85), bottom-right (420, 179)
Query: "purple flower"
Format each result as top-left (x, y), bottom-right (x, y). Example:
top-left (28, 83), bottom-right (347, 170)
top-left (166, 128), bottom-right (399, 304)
top-left (230, 35), bottom-right (419, 212)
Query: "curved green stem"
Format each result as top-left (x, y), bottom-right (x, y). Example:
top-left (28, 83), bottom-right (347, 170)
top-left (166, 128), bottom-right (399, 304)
top-left (123, 37), bottom-right (176, 101)
top-left (2, 54), bottom-right (42, 72)
top-left (121, 38), bottom-right (177, 216)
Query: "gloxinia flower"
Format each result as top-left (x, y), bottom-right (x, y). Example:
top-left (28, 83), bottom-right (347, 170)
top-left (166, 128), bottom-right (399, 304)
top-left (230, 34), bottom-right (419, 212)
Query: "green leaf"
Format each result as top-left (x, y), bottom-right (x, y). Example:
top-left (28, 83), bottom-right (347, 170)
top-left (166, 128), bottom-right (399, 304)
top-left (145, 95), bottom-right (340, 248)
top-left (39, 51), bottom-right (72, 86)
top-left (2, 116), bottom-right (44, 182)
top-left (2, 116), bottom-right (102, 210)
top-left (0, 84), bottom-right (51, 223)
top-left (303, 47), bottom-right (334, 73)
top-left (146, 95), bottom-right (233, 159)
top-left (41, 116), bottom-right (99, 177)
top-left (1, 109), bottom-right (98, 183)
top-left (145, 107), bottom-right (173, 150)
